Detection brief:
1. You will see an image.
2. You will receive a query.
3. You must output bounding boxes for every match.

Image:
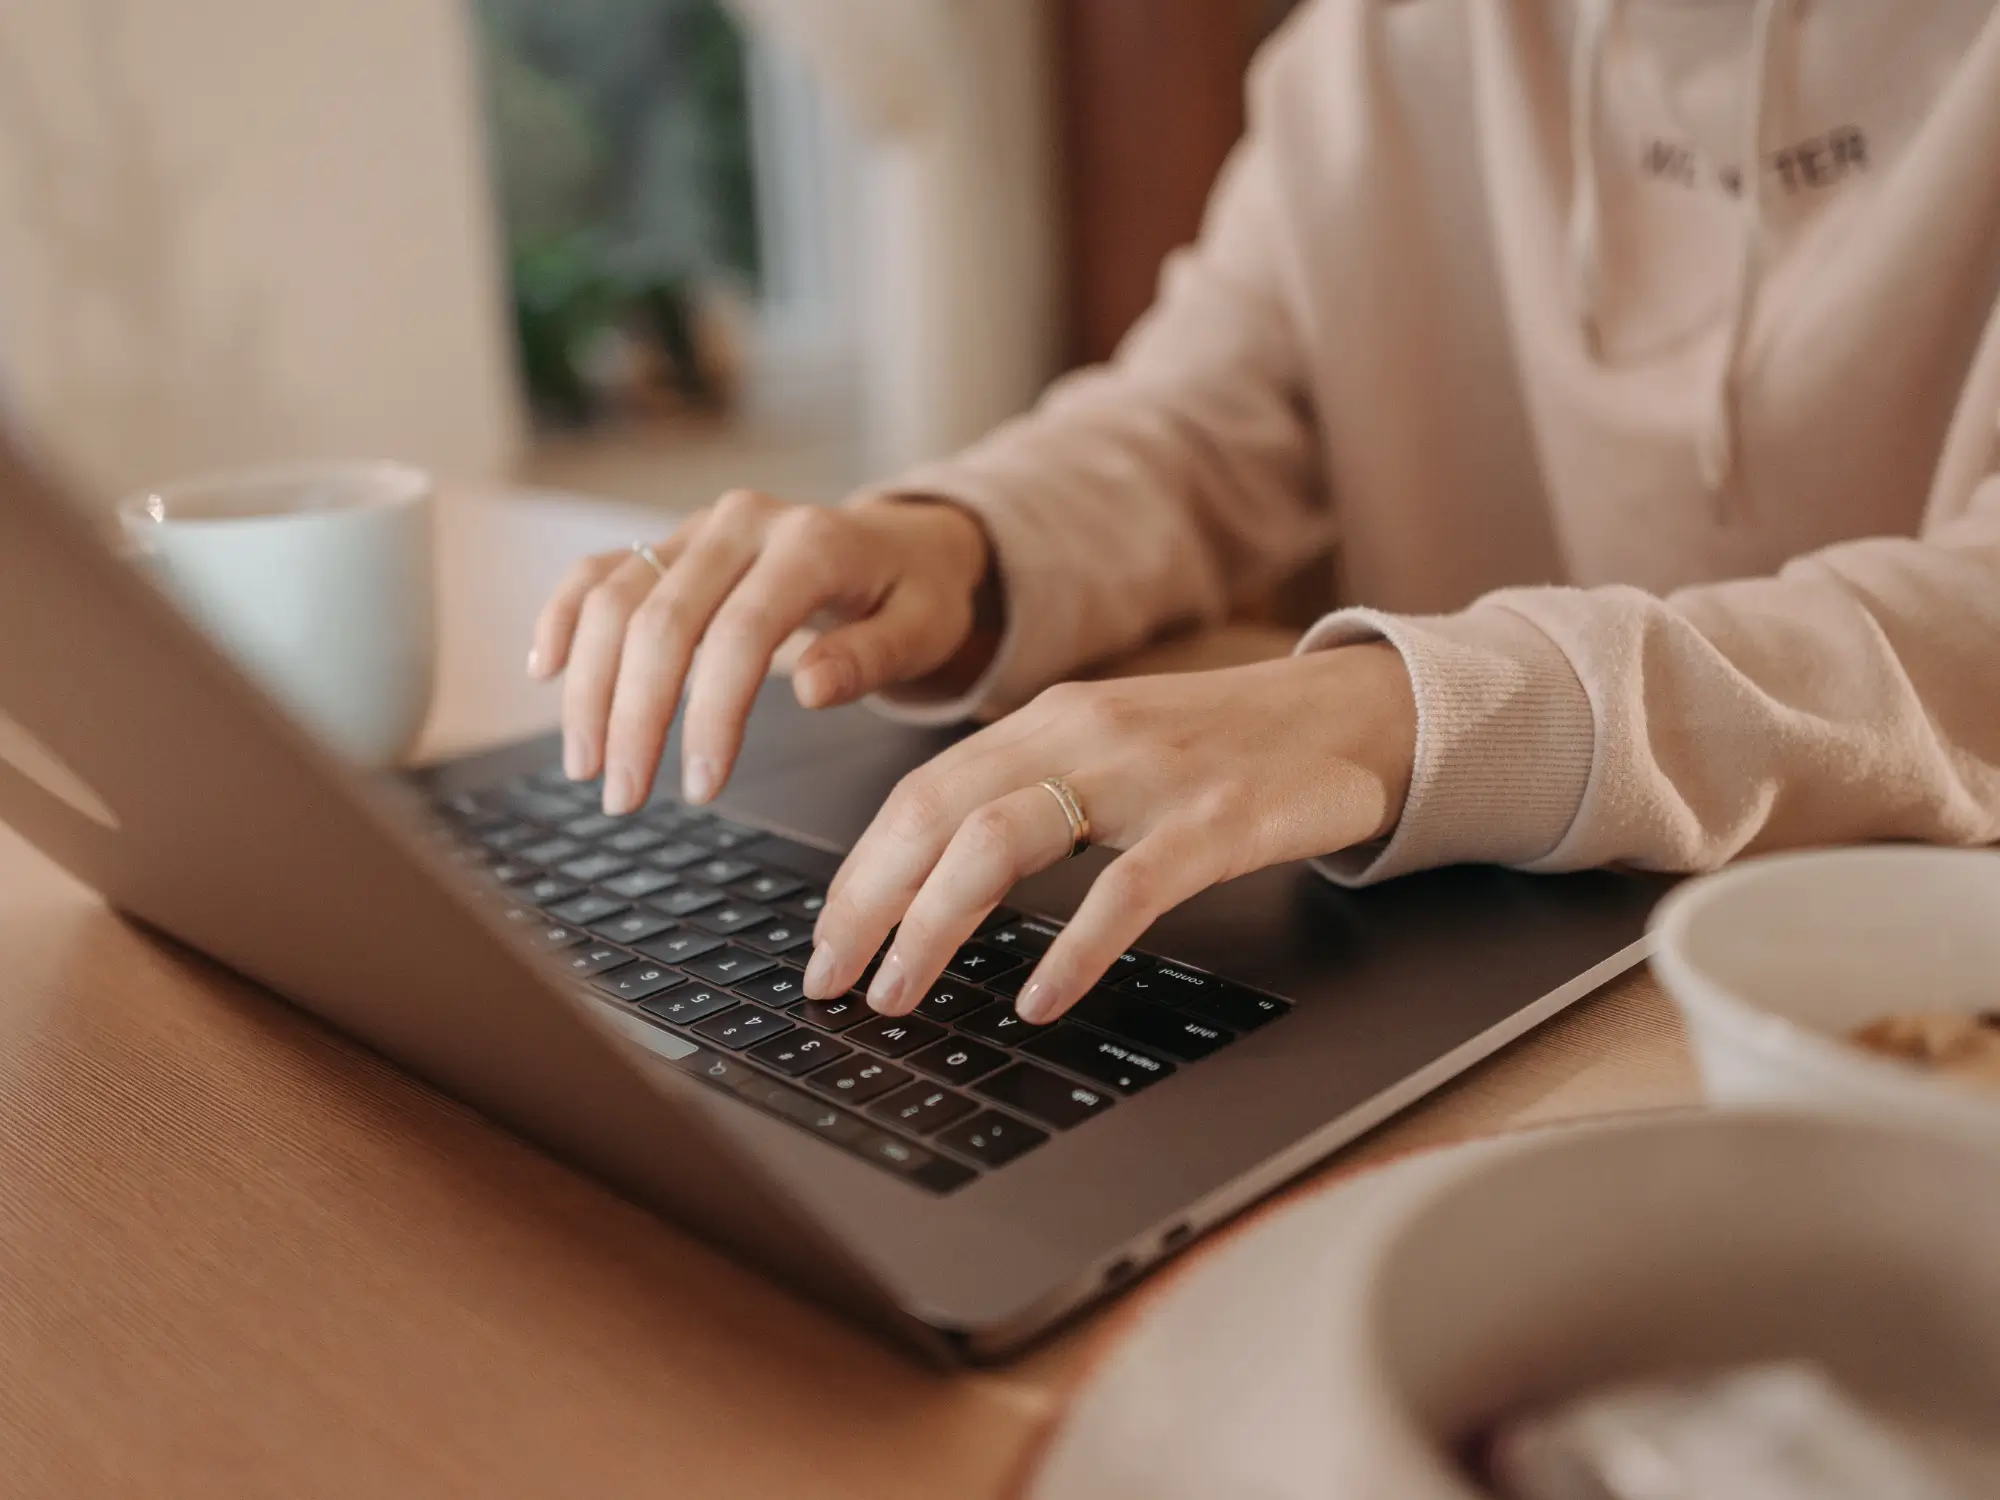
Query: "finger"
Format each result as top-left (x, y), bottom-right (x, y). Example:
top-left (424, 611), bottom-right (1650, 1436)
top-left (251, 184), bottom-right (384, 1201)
top-left (597, 504), bottom-right (774, 813)
top-left (792, 582), bottom-right (957, 710)
top-left (800, 741), bottom-right (1044, 999)
top-left (862, 785), bottom-right (1075, 1015)
top-left (528, 551), bottom-right (625, 679)
top-left (1015, 824), bottom-right (1223, 1023)
top-left (677, 509), bottom-right (871, 803)
top-left (558, 553), bottom-right (662, 780)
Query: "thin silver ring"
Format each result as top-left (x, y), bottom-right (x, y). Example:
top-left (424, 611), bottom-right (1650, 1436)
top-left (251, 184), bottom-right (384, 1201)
top-left (1036, 776), bottom-right (1091, 859)
top-left (630, 540), bottom-right (668, 577)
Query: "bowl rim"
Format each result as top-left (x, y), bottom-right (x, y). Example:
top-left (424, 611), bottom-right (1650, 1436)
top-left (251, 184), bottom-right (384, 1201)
top-left (1647, 845), bottom-right (2000, 1122)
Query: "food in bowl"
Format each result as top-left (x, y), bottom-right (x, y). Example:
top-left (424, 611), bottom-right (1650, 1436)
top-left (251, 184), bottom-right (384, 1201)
top-left (1847, 1011), bottom-right (2000, 1090)
top-left (1471, 1361), bottom-right (1995, 1500)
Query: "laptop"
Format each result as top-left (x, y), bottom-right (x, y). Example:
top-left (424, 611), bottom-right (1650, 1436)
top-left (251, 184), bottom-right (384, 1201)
top-left (0, 433), bottom-right (1665, 1363)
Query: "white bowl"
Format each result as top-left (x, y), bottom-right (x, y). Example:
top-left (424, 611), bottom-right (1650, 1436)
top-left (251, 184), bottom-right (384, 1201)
top-left (1032, 1111), bottom-right (2000, 1499)
top-left (1649, 847), bottom-right (2000, 1136)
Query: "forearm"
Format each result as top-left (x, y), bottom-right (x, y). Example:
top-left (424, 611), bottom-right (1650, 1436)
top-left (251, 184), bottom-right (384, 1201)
top-left (1309, 474), bottom-right (2000, 885)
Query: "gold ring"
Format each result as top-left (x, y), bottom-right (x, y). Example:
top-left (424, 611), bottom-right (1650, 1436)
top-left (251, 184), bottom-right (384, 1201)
top-left (1036, 777), bottom-right (1091, 859)
top-left (630, 540), bottom-right (668, 577)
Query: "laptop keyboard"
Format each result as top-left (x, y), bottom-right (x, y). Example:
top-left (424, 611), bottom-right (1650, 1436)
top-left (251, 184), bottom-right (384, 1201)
top-left (430, 765), bottom-right (1292, 1193)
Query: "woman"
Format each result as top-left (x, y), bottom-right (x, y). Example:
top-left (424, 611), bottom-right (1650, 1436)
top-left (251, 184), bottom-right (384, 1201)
top-left (530, 0), bottom-right (2000, 1028)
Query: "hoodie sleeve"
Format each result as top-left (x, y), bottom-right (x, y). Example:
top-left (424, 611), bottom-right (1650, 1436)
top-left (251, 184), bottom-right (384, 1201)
top-left (864, 38), bottom-right (1334, 725)
top-left (1304, 458), bottom-right (2000, 885)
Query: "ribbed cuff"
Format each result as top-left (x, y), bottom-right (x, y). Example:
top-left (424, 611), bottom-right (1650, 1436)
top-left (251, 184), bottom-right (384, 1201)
top-left (858, 467), bottom-right (1068, 727)
top-left (1298, 604), bottom-right (1596, 885)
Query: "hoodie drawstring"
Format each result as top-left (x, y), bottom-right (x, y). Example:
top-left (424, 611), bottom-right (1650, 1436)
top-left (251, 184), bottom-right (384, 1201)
top-left (1568, 0), bottom-right (1791, 501)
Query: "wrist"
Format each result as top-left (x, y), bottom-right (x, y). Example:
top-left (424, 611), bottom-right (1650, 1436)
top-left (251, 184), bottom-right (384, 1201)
top-left (1294, 642), bottom-right (1417, 843)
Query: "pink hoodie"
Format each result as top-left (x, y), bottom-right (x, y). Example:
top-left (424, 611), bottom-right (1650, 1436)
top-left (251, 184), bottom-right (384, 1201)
top-left (873, 0), bottom-right (2000, 883)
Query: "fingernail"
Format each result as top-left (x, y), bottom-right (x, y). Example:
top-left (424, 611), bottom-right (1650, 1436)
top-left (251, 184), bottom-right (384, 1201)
top-left (563, 733), bottom-right (589, 781)
top-left (795, 662), bottom-right (843, 709)
top-left (1017, 979), bottom-right (1056, 1024)
top-left (525, 648), bottom-right (543, 678)
top-left (802, 943), bottom-right (840, 998)
top-left (866, 951), bottom-right (906, 1013)
top-left (603, 765), bottom-right (639, 816)
top-left (682, 756), bottom-right (717, 805)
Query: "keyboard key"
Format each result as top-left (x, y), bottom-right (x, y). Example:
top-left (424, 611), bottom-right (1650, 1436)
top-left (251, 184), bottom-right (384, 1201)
top-left (562, 811), bottom-right (626, 841)
top-left (520, 836), bottom-right (587, 867)
top-left (851, 1133), bottom-right (974, 1192)
top-left (681, 946), bottom-right (776, 986)
top-left (600, 866), bottom-right (679, 901)
top-left (650, 884), bottom-right (726, 918)
top-left (936, 1110), bottom-right (1049, 1168)
top-left (1069, 989), bottom-right (1234, 1060)
top-left (504, 790), bottom-right (589, 825)
top-left (603, 824), bottom-right (667, 856)
top-left (1021, 1025), bottom-right (1174, 1093)
top-left (558, 851), bottom-right (633, 885)
top-left (549, 892), bottom-right (630, 927)
top-left (477, 822), bottom-right (540, 853)
top-left (846, 1014), bottom-right (946, 1058)
top-left (489, 859), bottom-right (540, 886)
top-left (590, 908), bottom-right (677, 946)
top-left (906, 1036), bottom-right (1010, 1087)
top-left (739, 918), bottom-right (812, 956)
top-left (640, 985), bottom-right (738, 1026)
top-left (691, 1005), bottom-right (791, 1050)
top-left (956, 1005), bottom-right (1034, 1047)
top-left (562, 943), bottom-right (631, 979)
top-left (691, 857), bottom-right (758, 887)
top-left (636, 928), bottom-right (724, 965)
top-left (438, 789), bottom-right (497, 820)
top-left (1187, 986), bottom-right (1290, 1032)
top-left (520, 875), bottom-right (582, 908)
top-left (735, 966), bottom-right (808, 1007)
top-left (593, 961), bottom-right (685, 1003)
top-left (524, 766), bottom-right (581, 793)
top-left (975, 1063), bottom-right (1114, 1129)
top-left (868, 1081), bottom-right (977, 1135)
top-left (736, 871), bottom-right (804, 903)
top-left (945, 941), bottom-right (1023, 984)
top-left (1103, 950), bottom-right (1155, 980)
top-left (790, 994), bottom-right (872, 1032)
top-left (806, 1054), bottom-right (912, 1105)
top-left (689, 899), bottom-right (776, 936)
top-left (1117, 962), bottom-right (1226, 1006)
top-left (981, 967), bottom-right (1032, 1001)
top-left (527, 922), bottom-right (588, 952)
top-left (747, 1029), bottom-right (851, 1077)
top-left (914, 981), bottom-right (993, 1024)
top-left (646, 840), bottom-right (710, 872)
top-left (987, 917), bottom-right (1062, 957)
top-left (687, 819), bottom-right (765, 852)
top-left (781, 889), bottom-right (827, 920)
top-left (727, 1073), bottom-right (870, 1145)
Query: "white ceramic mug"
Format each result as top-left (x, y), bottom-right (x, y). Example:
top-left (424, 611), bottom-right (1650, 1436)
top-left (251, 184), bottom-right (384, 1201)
top-left (120, 461), bottom-right (436, 769)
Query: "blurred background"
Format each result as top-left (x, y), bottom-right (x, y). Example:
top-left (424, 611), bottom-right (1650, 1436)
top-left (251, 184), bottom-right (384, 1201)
top-left (0, 0), bottom-right (1302, 517)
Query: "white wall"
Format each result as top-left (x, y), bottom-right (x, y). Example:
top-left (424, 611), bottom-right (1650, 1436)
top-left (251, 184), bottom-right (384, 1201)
top-left (0, 0), bottom-right (523, 505)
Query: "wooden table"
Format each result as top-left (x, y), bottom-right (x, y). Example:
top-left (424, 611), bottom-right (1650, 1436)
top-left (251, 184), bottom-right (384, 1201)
top-left (0, 486), bottom-right (1697, 1498)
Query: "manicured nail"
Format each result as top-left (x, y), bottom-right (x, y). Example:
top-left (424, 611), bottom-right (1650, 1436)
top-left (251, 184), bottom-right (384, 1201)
top-left (525, 648), bottom-right (543, 678)
top-left (682, 756), bottom-right (717, 804)
top-left (1017, 979), bottom-right (1056, 1024)
top-left (603, 765), bottom-right (639, 816)
top-left (802, 943), bottom-right (840, 998)
top-left (795, 662), bottom-right (842, 709)
top-left (866, 951), bottom-right (906, 1013)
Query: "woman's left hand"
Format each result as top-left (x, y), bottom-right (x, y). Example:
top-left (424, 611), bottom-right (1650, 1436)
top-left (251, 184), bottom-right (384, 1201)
top-left (802, 643), bottom-right (1419, 1023)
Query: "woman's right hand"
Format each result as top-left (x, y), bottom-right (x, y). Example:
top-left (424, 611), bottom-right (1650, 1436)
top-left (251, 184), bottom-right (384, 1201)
top-left (528, 489), bottom-right (996, 816)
